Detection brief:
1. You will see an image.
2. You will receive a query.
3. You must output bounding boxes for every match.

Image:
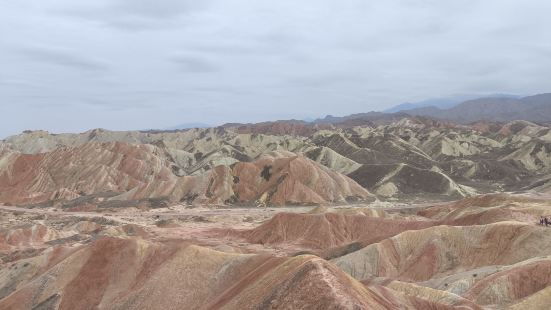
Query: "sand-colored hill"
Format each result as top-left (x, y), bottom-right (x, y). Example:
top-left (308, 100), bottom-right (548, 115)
top-left (500, 140), bottom-right (551, 172)
top-left (508, 286), bottom-right (551, 310)
top-left (304, 146), bottom-right (362, 174)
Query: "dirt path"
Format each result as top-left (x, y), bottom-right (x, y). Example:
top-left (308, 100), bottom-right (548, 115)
top-left (0, 202), bottom-right (438, 219)
top-left (0, 204), bottom-right (315, 227)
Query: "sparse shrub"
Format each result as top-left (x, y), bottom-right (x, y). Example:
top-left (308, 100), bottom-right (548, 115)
top-left (260, 165), bottom-right (272, 181)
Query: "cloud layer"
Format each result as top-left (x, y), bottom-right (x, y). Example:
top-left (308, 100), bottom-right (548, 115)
top-left (1, 0), bottom-right (550, 137)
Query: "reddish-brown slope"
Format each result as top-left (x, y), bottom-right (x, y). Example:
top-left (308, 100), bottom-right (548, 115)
top-left (418, 194), bottom-right (548, 225)
top-left (0, 236), bottom-right (452, 310)
top-left (333, 222), bottom-right (551, 283)
top-left (0, 144), bottom-right (368, 206)
top-left (0, 142), bottom-right (176, 204)
top-left (0, 224), bottom-right (58, 249)
top-left (240, 212), bottom-right (434, 252)
top-left (231, 152), bottom-right (370, 205)
top-left (464, 258), bottom-right (551, 306)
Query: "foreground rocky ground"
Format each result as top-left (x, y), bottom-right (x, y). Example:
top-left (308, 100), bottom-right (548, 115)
top-left (1, 193), bottom-right (551, 309)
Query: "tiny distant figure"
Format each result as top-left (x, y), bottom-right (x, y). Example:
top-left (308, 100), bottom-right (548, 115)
top-left (545, 217), bottom-right (549, 227)
top-left (540, 217), bottom-right (545, 226)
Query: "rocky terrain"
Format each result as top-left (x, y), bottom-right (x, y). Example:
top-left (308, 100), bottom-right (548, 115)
top-left (2, 114), bottom-right (551, 309)
top-left (2, 116), bottom-right (550, 206)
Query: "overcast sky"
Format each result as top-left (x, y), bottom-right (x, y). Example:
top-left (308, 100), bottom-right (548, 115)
top-left (1, 0), bottom-right (550, 137)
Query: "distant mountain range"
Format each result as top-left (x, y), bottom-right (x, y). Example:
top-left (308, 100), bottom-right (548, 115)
top-left (401, 93), bottom-right (551, 124)
top-left (318, 93), bottom-right (551, 125)
top-left (383, 93), bottom-right (520, 113)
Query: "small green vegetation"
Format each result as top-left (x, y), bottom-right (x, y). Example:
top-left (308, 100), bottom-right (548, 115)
top-left (260, 165), bottom-right (272, 181)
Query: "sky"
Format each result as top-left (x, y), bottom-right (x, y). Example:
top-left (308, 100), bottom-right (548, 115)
top-left (1, 0), bottom-right (551, 137)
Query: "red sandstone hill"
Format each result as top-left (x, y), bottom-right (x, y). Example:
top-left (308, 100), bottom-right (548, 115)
top-left (229, 151), bottom-right (369, 205)
top-left (238, 212), bottom-right (435, 254)
top-left (0, 143), bottom-right (369, 206)
top-left (333, 222), bottom-right (551, 283)
top-left (0, 236), bottom-right (457, 310)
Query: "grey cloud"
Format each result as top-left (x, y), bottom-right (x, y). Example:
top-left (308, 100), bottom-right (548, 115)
top-left (184, 87), bottom-right (252, 95)
top-left (60, 0), bottom-right (213, 30)
top-left (0, 78), bottom-right (39, 88)
top-left (17, 46), bottom-right (109, 72)
top-left (111, 0), bottom-right (209, 19)
top-left (188, 37), bottom-right (300, 58)
top-left (168, 55), bottom-right (219, 73)
top-left (285, 72), bottom-right (367, 89)
top-left (1, 0), bottom-right (551, 138)
top-left (81, 98), bottom-right (154, 111)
